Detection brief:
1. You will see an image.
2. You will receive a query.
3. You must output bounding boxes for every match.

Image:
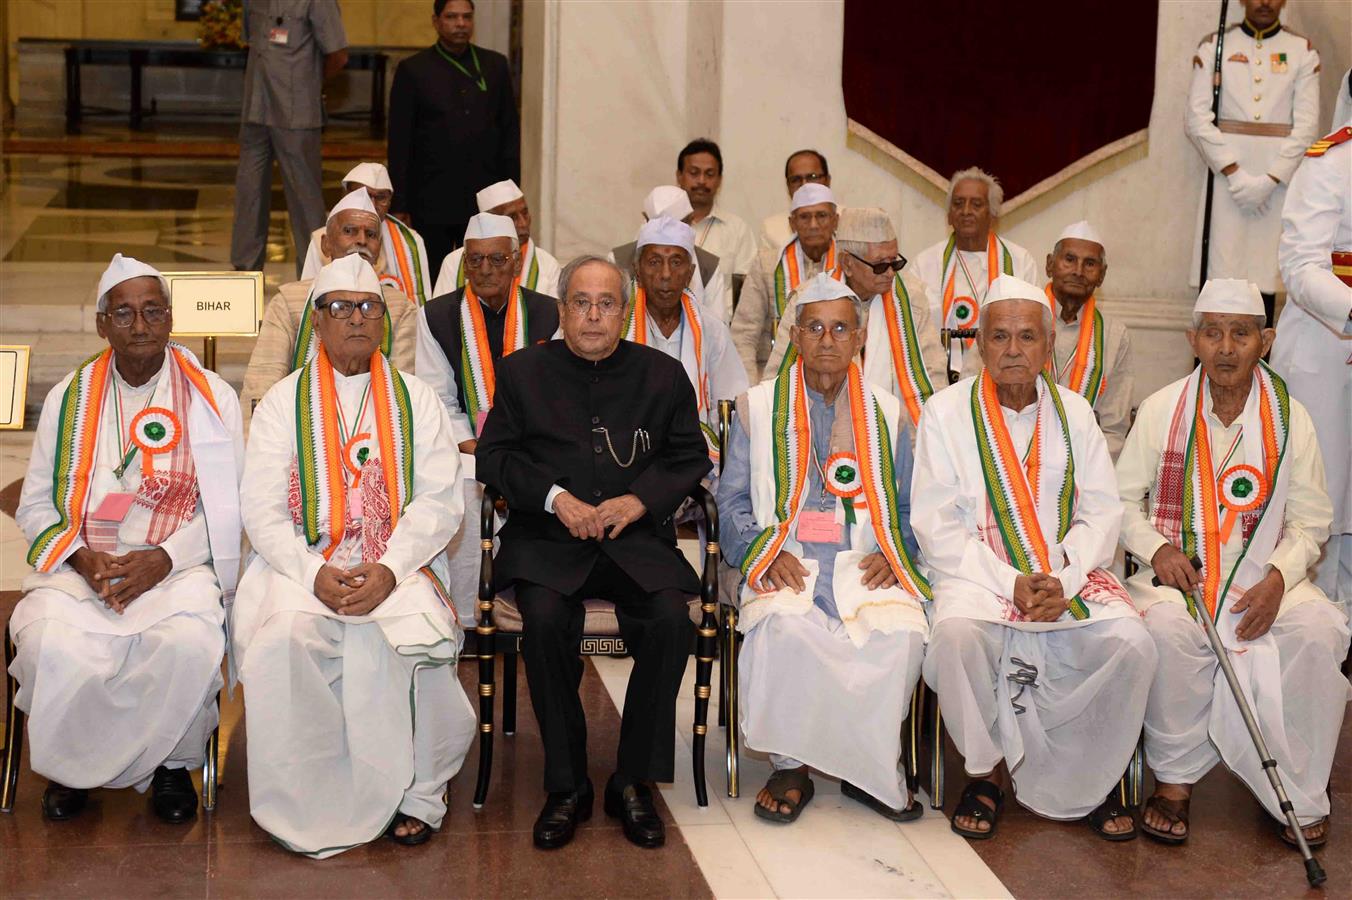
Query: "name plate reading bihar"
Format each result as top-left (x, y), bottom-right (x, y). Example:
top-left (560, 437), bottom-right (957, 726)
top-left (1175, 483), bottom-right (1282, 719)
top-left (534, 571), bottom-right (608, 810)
top-left (0, 345), bottom-right (32, 430)
top-left (164, 271), bottom-right (264, 337)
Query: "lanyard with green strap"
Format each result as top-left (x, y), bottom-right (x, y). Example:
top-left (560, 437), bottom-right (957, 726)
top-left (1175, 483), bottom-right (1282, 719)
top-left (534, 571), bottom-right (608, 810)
top-left (434, 42), bottom-right (487, 92)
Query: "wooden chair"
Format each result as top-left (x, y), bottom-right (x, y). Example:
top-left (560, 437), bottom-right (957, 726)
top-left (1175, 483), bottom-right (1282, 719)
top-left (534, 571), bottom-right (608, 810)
top-left (2, 620), bottom-right (221, 813)
top-left (470, 484), bottom-right (722, 809)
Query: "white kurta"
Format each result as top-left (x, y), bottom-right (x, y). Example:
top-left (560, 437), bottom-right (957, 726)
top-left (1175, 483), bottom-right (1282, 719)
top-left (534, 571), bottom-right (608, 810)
top-left (11, 359), bottom-right (243, 791)
top-left (912, 235), bottom-right (1040, 373)
top-left (233, 365), bottom-right (475, 858)
top-left (432, 240), bottom-right (562, 300)
top-left (1272, 124), bottom-right (1351, 607)
top-left (912, 376), bottom-right (1154, 819)
top-left (1117, 374), bottom-right (1348, 823)
top-left (693, 205), bottom-right (758, 275)
top-left (1185, 24), bottom-right (1321, 291)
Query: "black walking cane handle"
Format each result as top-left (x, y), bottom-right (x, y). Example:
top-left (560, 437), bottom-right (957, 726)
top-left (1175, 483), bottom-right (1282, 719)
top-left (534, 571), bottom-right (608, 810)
top-left (1150, 555), bottom-right (1203, 588)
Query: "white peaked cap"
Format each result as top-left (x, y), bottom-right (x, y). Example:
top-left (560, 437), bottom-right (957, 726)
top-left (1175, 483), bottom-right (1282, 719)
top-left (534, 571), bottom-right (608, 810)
top-left (790, 183), bottom-right (836, 212)
top-left (1195, 278), bottom-right (1265, 317)
top-left (1056, 219), bottom-right (1105, 248)
top-left (312, 252), bottom-right (382, 302)
top-left (96, 253), bottom-right (169, 311)
top-left (327, 187), bottom-right (380, 223)
top-left (463, 212), bottom-right (520, 248)
top-left (795, 271), bottom-right (859, 306)
top-left (341, 162), bottom-right (393, 192)
top-left (642, 185), bottom-right (693, 221)
top-left (635, 216), bottom-right (696, 261)
top-left (985, 274), bottom-right (1051, 310)
top-left (476, 179), bottom-right (525, 212)
top-left (836, 207), bottom-right (895, 243)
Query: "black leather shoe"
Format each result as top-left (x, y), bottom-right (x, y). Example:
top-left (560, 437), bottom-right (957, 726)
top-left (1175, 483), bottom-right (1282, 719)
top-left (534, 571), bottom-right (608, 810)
top-left (533, 778), bottom-right (594, 850)
top-left (150, 766), bottom-right (198, 824)
top-left (41, 782), bottom-right (89, 821)
top-left (603, 777), bottom-right (665, 849)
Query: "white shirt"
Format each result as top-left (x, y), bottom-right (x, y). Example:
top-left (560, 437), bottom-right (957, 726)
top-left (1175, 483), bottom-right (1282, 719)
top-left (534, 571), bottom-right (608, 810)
top-left (692, 205), bottom-right (758, 275)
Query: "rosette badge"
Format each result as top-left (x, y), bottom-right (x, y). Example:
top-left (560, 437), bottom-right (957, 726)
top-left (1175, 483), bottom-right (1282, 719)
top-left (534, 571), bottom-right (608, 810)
top-left (129, 407), bottom-right (182, 478)
top-left (1218, 464), bottom-right (1268, 542)
top-left (823, 452), bottom-right (863, 497)
top-left (946, 297), bottom-right (976, 329)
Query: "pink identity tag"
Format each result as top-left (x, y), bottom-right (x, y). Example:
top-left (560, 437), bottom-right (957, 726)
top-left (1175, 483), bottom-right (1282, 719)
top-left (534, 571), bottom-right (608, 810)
top-left (797, 510), bottom-right (842, 544)
top-left (348, 485), bottom-right (364, 520)
top-left (475, 410), bottom-right (488, 436)
top-left (268, 27), bottom-right (289, 45)
top-left (90, 492), bottom-right (136, 522)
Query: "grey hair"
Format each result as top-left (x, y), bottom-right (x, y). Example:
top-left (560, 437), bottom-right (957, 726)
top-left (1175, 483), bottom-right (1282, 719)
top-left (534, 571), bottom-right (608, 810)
top-left (795, 293), bottom-right (867, 329)
top-left (977, 300), bottom-right (1054, 335)
top-left (946, 167), bottom-right (1004, 218)
top-left (557, 254), bottom-right (631, 304)
top-left (1052, 238), bottom-right (1108, 267)
top-left (1190, 311), bottom-right (1266, 330)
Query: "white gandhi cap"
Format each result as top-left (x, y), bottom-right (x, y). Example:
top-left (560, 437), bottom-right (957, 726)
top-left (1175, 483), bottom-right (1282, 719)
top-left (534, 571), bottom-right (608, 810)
top-left (341, 162), bottom-right (393, 193)
top-left (642, 185), bottom-right (693, 221)
top-left (311, 252), bottom-right (382, 303)
top-left (327, 187), bottom-right (381, 223)
top-left (1194, 278), bottom-right (1265, 317)
top-left (96, 253), bottom-right (169, 312)
top-left (476, 179), bottom-right (525, 213)
top-left (463, 212), bottom-right (520, 249)
top-left (790, 183), bottom-right (836, 212)
top-left (635, 216), bottom-right (696, 262)
top-left (984, 274), bottom-right (1051, 310)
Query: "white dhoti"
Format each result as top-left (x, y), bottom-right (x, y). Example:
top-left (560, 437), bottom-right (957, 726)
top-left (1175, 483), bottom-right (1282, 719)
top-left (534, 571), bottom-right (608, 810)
top-left (9, 570), bottom-right (225, 792)
top-left (739, 605), bottom-right (923, 811)
top-left (1142, 599), bottom-right (1350, 825)
top-left (922, 610), bottom-right (1156, 820)
top-left (233, 558), bottom-right (476, 859)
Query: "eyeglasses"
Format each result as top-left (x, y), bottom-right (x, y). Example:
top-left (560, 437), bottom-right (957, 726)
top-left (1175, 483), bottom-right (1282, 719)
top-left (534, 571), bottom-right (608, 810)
top-left (319, 299), bottom-right (387, 319)
top-left (99, 306), bottom-right (170, 328)
top-left (847, 250), bottom-right (908, 275)
top-left (563, 296), bottom-right (624, 318)
top-left (798, 322), bottom-right (857, 341)
top-left (466, 252), bottom-right (514, 270)
top-left (786, 172), bottom-right (827, 189)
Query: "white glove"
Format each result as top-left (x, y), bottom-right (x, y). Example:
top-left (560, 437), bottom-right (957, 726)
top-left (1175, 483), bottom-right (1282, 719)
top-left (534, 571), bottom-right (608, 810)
top-left (1227, 169), bottom-right (1277, 215)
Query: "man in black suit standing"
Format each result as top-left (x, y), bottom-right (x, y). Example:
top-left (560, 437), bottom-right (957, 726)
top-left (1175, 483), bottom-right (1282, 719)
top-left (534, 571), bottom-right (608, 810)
top-left (388, 0), bottom-right (520, 270)
top-left (476, 256), bottom-right (711, 851)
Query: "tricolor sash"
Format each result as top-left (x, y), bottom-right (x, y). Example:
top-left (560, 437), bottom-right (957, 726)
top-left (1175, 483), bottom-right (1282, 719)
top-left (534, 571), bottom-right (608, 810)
top-left (941, 232), bottom-right (1014, 345)
top-left (457, 239), bottom-right (542, 292)
top-left (739, 359), bottom-right (930, 600)
top-left (1150, 363), bottom-right (1291, 619)
top-left (459, 280), bottom-right (527, 434)
top-left (291, 283), bottom-right (394, 372)
top-left (383, 217), bottom-right (430, 305)
top-left (1045, 284), bottom-right (1107, 405)
top-left (970, 370), bottom-right (1127, 621)
top-left (294, 345), bottom-right (414, 561)
top-left (773, 237), bottom-right (841, 326)
top-left (28, 343), bottom-right (224, 573)
top-left (624, 288), bottom-right (719, 460)
top-left (876, 275), bottom-right (934, 426)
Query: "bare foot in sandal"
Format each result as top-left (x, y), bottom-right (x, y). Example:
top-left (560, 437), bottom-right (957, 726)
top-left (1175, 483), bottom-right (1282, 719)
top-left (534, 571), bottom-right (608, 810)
top-left (953, 779), bottom-right (1001, 835)
top-left (1142, 782), bottom-right (1191, 842)
top-left (755, 765), bottom-right (813, 822)
top-left (1282, 817), bottom-right (1329, 848)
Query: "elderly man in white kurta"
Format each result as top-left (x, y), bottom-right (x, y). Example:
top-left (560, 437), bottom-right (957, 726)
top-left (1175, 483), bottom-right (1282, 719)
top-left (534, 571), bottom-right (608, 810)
top-left (732, 184), bottom-right (843, 382)
top-left (913, 275), bottom-right (1155, 842)
top-left (1185, 1), bottom-right (1321, 322)
top-left (1271, 81), bottom-right (1351, 616)
top-left (625, 216), bottom-right (748, 471)
top-left (233, 254), bottom-right (476, 857)
top-left (301, 162), bottom-right (434, 305)
top-left (718, 274), bottom-right (929, 825)
top-left (912, 168), bottom-right (1039, 378)
top-left (1119, 278), bottom-right (1348, 849)
top-left (13, 254), bottom-right (242, 824)
top-left (433, 179), bottom-right (561, 299)
top-left (764, 208), bottom-right (945, 438)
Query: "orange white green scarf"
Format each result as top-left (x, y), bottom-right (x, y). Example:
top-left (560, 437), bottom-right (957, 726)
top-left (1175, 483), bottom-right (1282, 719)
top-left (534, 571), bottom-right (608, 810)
top-left (459, 279), bottom-right (526, 434)
top-left (773, 237), bottom-right (841, 326)
top-left (624, 287), bottom-right (719, 460)
top-left (877, 274), bottom-right (934, 426)
top-left (1045, 284), bottom-right (1106, 405)
top-left (941, 232), bottom-right (1014, 344)
top-left (27, 343), bottom-right (221, 572)
top-left (382, 217), bottom-right (430, 305)
top-left (456, 238), bottom-right (542, 293)
top-left (740, 359), bottom-right (930, 599)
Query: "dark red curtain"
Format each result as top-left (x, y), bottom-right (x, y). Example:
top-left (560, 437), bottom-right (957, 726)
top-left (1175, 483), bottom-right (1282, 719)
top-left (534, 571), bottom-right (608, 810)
top-left (842, 0), bottom-right (1158, 199)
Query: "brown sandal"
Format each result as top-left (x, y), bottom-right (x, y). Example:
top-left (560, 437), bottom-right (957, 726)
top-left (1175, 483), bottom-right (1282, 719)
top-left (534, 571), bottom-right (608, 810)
top-left (1141, 794), bottom-right (1189, 845)
top-left (1281, 817), bottom-right (1329, 849)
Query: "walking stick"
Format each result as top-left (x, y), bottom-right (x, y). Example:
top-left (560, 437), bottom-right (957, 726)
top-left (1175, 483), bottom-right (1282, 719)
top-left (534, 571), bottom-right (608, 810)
top-left (1154, 556), bottom-right (1326, 887)
top-left (1198, 0), bottom-right (1230, 288)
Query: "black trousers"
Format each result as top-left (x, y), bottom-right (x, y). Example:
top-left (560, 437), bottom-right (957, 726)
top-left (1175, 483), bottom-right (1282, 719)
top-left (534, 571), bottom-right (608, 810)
top-left (414, 220), bottom-right (467, 275)
top-left (515, 555), bottom-right (693, 793)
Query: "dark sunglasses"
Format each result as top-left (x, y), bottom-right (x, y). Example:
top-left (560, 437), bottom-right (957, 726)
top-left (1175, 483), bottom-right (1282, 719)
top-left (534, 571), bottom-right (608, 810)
top-left (847, 251), bottom-right (908, 275)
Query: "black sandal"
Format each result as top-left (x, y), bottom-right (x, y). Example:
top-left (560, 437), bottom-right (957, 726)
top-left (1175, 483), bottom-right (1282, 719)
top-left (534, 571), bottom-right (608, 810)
top-left (1140, 794), bottom-right (1189, 845)
top-left (950, 780), bottom-right (1003, 840)
top-left (754, 767), bottom-right (815, 824)
top-left (1088, 792), bottom-right (1137, 841)
top-left (841, 781), bottom-right (923, 822)
top-left (1281, 817), bottom-right (1329, 849)
top-left (386, 813), bottom-right (433, 847)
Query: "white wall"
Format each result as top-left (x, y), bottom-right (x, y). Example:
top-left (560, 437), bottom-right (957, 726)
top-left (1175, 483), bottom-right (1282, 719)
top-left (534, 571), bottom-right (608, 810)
top-left (525, 0), bottom-right (1350, 402)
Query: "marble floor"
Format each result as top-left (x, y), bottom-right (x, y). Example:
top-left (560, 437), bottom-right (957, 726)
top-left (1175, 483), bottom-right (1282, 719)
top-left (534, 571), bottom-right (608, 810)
top-left (2, 151), bottom-right (1350, 898)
